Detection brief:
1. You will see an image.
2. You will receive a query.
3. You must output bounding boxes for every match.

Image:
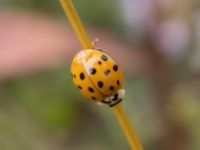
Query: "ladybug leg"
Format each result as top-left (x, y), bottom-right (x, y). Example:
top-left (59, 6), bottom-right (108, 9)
top-left (97, 97), bottom-right (111, 106)
top-left (100, 97), bottom-right (112, 105)
top-left (97, 101), bottom-right (104, 106)
top-left (99, 89), bottom-right (126, 107)
top-left (118, 89), bottom-right (126, 99)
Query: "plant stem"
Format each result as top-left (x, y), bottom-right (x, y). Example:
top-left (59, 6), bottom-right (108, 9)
top-left (112, 103), bottom-right (143, 150)
top-left (59, 0), bottom-right (93, 49)
top-left (59, 0), bottom-right (143, 149)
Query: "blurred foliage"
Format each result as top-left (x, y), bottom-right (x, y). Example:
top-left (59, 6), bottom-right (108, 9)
top-left (0, 0), bottom-right (61, 15)
top-left (0, 0), bottom-right (123, 32)
top-left (73, 0), bottom-right (123, 31)
top-left (0, 68), bottom-right (80, 131)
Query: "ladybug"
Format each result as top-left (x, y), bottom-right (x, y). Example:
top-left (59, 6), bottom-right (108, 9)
top-left (71, 49), bottom-right (125, 107)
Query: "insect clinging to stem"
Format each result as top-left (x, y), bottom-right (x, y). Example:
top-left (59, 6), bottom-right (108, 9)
top-left (59, 0), bottom-right (143, 149)
top-left (71, 48), bottom-right (125, 107)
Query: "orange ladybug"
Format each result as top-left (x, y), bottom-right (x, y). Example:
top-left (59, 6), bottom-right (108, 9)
top-left (71, 49), bottom-right (125, 107)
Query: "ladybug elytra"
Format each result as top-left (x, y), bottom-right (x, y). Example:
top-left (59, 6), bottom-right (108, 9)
top-left (71, 49), bottom-right (125, 107)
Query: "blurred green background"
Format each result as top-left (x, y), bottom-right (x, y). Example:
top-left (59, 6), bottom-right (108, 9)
top-left (0, 0), bottom-right (200, 150)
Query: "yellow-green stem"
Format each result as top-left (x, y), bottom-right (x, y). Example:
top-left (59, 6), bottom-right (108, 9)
top-left (59, 0), bottom-right (144, 150)
top-left (60, 0), bottom-right (93, 49)
top-left (112, 103), bottom-right (143, 150)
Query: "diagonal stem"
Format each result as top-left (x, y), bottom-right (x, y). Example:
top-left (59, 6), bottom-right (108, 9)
top-left (59, 0), bottom-right (93, 49)
top-left (59, 0), bottom-right (143, 149)
top-left (112, 103), bottom-right (143, 150)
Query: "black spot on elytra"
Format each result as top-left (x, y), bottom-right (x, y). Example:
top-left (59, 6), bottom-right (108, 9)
top-left (117, 80), bottom-right (120, 86)
top-left (113, 65), bottom-right (118, 72)
top-left (89, 68), bottom-right (96, 75)
top-left (98, 81), bottom-right (104, 88)
top-left (104, 69), bottom-right (111, 76)
top-left (77, 85), bottom-right (82, 90)
top-left (73, 74), bottom-right (76, 78)
top-left (80, 73), bottom-right (85, 80)
top-left (88, 87), bottom-right (95, 93)
top-left (101, 55), bottom-right (108, 61)
top-left (91, 97), bottom-right (96, 100)
top-left (98, 61), bottom-right (102, 65)
top-left (109, 86), bottom-right (114, 91)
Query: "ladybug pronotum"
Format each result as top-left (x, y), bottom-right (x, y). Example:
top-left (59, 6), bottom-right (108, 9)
top-left (71, 49), bottom-right (125, 107)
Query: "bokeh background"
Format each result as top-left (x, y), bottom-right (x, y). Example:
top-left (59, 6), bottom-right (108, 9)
top-left (0, 0), bottom-right (200, 150)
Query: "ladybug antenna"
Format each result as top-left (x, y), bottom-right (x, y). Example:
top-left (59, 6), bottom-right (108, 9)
top-left (92, 37), bottom-right (100, 47)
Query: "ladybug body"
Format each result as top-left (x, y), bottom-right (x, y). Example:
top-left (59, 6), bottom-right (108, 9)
top-left (71, 49), bottom-right (124, 106)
